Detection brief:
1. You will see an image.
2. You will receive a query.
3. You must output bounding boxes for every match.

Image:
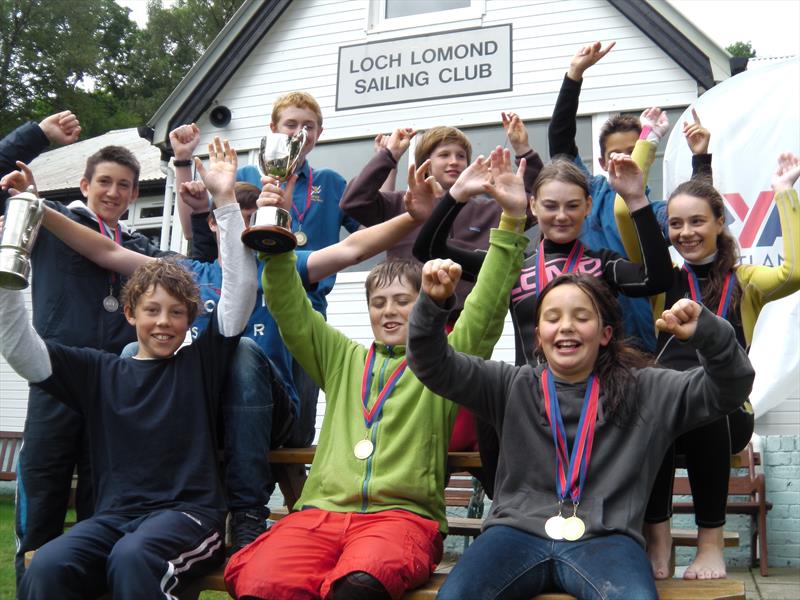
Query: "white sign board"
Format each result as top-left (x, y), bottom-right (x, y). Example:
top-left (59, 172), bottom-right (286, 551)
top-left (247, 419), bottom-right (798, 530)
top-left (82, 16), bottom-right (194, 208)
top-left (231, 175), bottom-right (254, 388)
top-left (336, 24), bottom-right (512, 110)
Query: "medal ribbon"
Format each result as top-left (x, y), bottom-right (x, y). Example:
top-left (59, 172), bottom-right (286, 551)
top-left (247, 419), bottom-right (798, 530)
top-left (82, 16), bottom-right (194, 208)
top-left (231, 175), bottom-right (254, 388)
top-left (290, 167), bottom-right (313, 228)
top-left (360, 344), bottom-right (407, 429)
top-left (682, 264), bottom-right (734, 318)
top-left (541, 368), bottom-right (600, 503)
top-left (97, 217), bottom-right (122, 284)
top-left (535, 240), bottom-right (585, 295)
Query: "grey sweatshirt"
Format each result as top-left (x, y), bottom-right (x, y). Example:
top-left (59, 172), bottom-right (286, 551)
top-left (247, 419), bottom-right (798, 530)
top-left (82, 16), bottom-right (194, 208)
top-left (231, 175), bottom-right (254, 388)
top-left (407, 293), bottom-right (754, 546)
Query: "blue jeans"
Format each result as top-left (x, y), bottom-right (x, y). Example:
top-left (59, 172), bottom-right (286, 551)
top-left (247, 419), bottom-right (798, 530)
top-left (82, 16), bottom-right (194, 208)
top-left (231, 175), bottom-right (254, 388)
top-left (121, 338), bottom-right (295, 511)
top-left (283, 357), bottom-right (320, 448)
top-left (223, 337), bottom-right (294, 511)
top-left (438, 525), bottom-right (657, 600)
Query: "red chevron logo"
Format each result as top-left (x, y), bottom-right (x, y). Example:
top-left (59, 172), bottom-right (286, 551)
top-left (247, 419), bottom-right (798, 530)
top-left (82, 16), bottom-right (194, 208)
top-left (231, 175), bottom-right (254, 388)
top-left (723, 191), bottom-right (775, 249)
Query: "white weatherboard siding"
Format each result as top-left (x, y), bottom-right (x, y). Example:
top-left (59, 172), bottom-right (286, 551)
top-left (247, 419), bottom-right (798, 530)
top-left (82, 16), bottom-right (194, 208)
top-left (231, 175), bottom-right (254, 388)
top-left (193, 0), bottom-right (699, 153)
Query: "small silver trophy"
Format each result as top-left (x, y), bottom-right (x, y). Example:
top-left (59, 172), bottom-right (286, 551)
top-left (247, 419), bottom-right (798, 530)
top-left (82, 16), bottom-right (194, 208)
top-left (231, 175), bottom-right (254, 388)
top-left (241, 127), bottom-right (308, 253)
top-left (0, 191), bottom-right (45, 290)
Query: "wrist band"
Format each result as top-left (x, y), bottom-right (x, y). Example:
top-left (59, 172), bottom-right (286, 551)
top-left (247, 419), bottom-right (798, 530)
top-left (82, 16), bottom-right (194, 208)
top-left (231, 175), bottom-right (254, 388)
top-left (638, 125), bottom-right (653, 140)
top-left (499, 212), bottom-right (527, 234)
top-left (173, 158), bottom-right (193, 167)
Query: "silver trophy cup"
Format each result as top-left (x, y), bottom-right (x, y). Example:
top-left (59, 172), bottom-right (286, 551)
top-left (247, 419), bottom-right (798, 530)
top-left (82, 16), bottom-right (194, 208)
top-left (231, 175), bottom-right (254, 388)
top-left (0, 192), bottom-right (45, 290)
top-left (241, 127), bottom-right (308, 253)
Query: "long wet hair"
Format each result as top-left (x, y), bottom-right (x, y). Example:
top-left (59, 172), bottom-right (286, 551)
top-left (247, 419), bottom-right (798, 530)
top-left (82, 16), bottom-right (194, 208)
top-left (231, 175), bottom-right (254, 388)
top-left (534, 274), bottom-right (653, 425)
top-left (668, 179), bottom-right (742, 314)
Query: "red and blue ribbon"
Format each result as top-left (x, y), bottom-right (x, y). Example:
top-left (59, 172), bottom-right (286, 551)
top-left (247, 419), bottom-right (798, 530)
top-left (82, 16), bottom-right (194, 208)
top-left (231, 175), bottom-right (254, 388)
top-left (541, 368), bottom-right (600, 504)
top-left (682, 264), bottom-right (734, 319)
top-left (360, 344), bottom-right (407, 429)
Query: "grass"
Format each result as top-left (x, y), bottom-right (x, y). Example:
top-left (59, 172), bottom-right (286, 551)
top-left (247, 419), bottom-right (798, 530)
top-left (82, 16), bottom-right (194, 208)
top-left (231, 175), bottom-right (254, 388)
top-left (0, 496), bottom-right (17, 599)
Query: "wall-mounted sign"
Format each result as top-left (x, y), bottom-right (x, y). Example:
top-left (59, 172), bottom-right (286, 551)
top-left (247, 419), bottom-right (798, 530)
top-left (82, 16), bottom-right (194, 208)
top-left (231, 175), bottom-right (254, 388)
top-left (336, 24), bottom-right (512, 111)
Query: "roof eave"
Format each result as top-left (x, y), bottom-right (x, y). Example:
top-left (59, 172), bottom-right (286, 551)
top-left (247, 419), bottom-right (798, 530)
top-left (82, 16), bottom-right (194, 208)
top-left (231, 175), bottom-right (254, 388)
top-left (609, 0), bottom-right (723, 91)
top-left (144, 0), bottom-right (292, 152)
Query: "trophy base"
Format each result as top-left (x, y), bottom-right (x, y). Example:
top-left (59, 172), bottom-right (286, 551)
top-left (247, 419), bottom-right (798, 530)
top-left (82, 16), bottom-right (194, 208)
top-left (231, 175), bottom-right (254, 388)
top-left (241, 226), bottom-right (298, 254)
top-left (0, 251), bottom-right (31, 290)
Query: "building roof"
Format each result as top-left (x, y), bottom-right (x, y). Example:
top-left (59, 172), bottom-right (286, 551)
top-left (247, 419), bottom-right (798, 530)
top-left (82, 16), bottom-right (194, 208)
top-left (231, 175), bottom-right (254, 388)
top-left (144, 0), bottom-right (732, 151)
top-left (29, 127), bottom-right (164, 196)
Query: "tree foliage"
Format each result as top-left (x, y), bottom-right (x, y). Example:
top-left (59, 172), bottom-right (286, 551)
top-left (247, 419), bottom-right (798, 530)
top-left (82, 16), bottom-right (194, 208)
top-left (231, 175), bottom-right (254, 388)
top-left (0, 0), bottom-right (244, 139)
top-left (726, 40), bottom-right (756, 58)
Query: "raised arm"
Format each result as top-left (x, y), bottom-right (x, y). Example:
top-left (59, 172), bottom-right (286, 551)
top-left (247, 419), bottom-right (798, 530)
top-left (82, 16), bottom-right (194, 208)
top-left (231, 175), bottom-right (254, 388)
top-left (339, 127), bottom-right (416, 225)
top-left (0, 285), bottom-right (50, 384)
top-left (683, 109), bottom-right (713, 182)
top-left (737, 153), bottom-right (800, 304)
top-left (41, 205), bottom-right (151, 276)
top-left (195, 137), bottom-right (257, 337)
top-left (170, 123), bottom-right (203, 240)
top-left (649, 299), bottom-right (755, 434)
top-left (406, 271), bottom-right (517, 424)
top-left (305, 166), bottom-right (433, 283)
top-left (604, 153), bottom-right (673, 296)
top-left (548, 42), bottom-right (615, 159)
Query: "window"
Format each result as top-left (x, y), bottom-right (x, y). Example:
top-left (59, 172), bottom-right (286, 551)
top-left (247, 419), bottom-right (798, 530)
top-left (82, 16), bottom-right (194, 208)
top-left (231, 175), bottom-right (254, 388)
top-left (123, 195), bottom-right (167, 247)
top-left (384, 0), bottom-right (470, 19)
top-left (368, 0), bottom-right (485, 33)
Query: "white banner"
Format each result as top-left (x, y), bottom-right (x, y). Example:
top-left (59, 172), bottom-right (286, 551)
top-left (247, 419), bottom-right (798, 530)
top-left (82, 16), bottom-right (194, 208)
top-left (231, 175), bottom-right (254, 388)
top-left (336, 25), bottom-right (512, 110)
top-left (663, 57), bottom-right (800, 418)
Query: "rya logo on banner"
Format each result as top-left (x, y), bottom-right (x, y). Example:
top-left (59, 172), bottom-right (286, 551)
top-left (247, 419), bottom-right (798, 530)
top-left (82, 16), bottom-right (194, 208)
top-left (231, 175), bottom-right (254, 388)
top-left (723, 190), bottom-right (781, 249)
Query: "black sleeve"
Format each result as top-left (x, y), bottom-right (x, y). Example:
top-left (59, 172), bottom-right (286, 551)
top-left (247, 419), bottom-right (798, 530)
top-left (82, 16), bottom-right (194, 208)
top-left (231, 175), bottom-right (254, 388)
top-left (548, 75), bottom-right (582, 159)
top-left (0, 122), bottom-right (50, 213)
top-left (411, 192), bottom-right (487, 282)
top-left (190, 212), bottom-right (217, 262)
top-left (692, 153), bottom-right (713, 182)
top-left (601, 206), bottom-right (673, 297)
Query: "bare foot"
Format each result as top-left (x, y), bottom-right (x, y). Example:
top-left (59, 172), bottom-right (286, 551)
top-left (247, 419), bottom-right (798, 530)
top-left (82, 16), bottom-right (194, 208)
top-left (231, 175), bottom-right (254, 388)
top-left (644, 521), bottom-right (674, 580)
top-left (684, 527), bottom-right (727, 580)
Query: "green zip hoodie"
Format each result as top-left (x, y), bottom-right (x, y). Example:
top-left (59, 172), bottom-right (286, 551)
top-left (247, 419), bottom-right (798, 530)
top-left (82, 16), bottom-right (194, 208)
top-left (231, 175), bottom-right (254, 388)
top-left (261, 226), bottom-right (528, 532)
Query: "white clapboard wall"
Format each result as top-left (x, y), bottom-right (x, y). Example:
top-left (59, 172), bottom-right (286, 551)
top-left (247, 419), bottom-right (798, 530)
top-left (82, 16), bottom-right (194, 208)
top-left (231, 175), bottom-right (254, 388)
top-left (191, 0), bottom-right (701, 153)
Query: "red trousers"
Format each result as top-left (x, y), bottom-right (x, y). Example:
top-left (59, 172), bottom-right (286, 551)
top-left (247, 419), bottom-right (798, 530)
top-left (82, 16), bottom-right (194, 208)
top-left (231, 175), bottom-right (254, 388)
top-left (224, 508), bottom-right (442, 599)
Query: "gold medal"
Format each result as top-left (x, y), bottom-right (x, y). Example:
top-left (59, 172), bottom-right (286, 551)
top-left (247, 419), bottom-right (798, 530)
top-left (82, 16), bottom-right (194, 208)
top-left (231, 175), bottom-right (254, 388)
top-left (295, 230), bottom-right (308, 246)
top-left (544, 514), bottom-right (565, 540)
top-left (354, 439), bottom-right (374, 460)
top-left (562, 515), bottom-right (585, 541)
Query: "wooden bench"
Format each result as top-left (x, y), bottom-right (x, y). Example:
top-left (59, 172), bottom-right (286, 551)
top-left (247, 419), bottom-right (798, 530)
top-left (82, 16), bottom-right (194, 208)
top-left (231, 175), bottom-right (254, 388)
top-left (672, 443), bottom-right (771, 576)
top-left (0, 430), bottom-right (23, 481)
top-left (177, 568), bottom-right (745, 600)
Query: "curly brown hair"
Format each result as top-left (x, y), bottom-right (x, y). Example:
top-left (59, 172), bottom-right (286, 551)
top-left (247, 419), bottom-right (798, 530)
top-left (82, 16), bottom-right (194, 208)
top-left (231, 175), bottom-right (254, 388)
top-left (121, 259), bottom-right (200, 323)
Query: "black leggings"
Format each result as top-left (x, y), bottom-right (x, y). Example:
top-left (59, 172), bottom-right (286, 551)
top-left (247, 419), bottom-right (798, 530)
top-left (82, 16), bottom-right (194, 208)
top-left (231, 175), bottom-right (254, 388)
top-left (645, 404), bottom-right (754, 527)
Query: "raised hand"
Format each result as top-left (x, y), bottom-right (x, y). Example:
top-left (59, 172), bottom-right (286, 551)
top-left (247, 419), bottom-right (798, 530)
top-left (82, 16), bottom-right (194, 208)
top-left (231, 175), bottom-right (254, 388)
top-left (485, 146), bottom-right (527, 218)
top-left (771, 152), bottom-right (800, 192)
top-left (607, 153), bottom-right (647, 211)
top-left (373, 133), bottom-right (389, 154)
top-left (386, 127), bottom-right (417, 161)
top-left (0, 161), bottom-right (38, 196)
top-left (683, 109), bottom-right (710, 155)
top-left (567, 41), bottom-right (615, 81)
top-left (169, 123), bottom-right (201, 161)
top-left (656, 298), bottom-right (702, 340)
top-left (501, 112), bottom-right (532, 156)
top-left (195, 137), bottom-right (237, 206)
top-left (406, 159), bottom-right (444, 209)
top-left (38, 111), bottom-right (81, 146)
top-left (257, 175), bottom-right (297, 213)
top-left (178, 180), bottom-right (209, 212)
top-left (449, 155), bottom-right (491, 203)
top-left (639, 107), bottom-right (670, 142)
top-left (422, 258), bottom-right (463, 302)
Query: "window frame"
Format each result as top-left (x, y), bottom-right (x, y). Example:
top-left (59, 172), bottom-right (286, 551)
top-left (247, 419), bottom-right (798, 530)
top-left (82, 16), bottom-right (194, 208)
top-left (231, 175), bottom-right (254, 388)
top-left (367, 0), bottom-right (486, 34)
